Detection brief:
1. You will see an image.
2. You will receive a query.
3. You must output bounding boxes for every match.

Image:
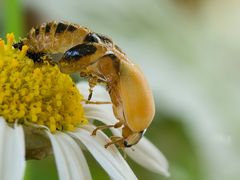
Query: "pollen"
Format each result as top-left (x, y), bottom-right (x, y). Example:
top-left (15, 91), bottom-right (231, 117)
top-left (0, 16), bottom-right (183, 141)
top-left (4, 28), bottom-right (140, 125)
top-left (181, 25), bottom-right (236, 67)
top-left (0, 34), bottom-right (87, 132)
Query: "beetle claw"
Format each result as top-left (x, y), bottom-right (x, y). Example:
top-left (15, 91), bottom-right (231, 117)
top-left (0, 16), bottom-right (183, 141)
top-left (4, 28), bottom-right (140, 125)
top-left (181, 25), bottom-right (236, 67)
top-left (104, 143), bottom-right (110, 148)
top-left (91, 129), bottom-right (97, 136)
top-left (87, 91), bottom-right (93, 101)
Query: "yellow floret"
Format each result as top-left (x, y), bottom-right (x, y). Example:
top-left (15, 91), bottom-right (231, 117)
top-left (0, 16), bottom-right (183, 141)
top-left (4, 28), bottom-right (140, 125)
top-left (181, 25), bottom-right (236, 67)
top-left (0, 34), bottom-right (88, 132)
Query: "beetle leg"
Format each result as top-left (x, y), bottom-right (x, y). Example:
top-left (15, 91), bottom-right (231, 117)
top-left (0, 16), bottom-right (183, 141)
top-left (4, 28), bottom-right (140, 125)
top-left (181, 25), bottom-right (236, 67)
top-left (91, 125), bottom-right (114, 136)
top-left (83, 99), bottom-right (111, 104)
top-left (104, 137), bottom-right (125, 148)
top-left (88, 77), bottom-right (98, 100)
top-left (91, 121), bottom-right (123, 136)
top-left (108, 136), bottom-right (127, 157)
top-left (109, 136), bottom-right (122, 141)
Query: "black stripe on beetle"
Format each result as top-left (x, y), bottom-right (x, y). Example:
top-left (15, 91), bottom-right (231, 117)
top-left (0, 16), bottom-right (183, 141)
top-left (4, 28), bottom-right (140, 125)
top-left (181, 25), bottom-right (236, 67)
top-left (45, 23), bottom-right (51, 33)
top-left (84, 33), bottom-right (100, 43)
top-left (55, 22), bottom-right (68, 34)
top-left (63, 44), bottom-right (97, 61)
top-left (35, 27), bottom-right (40, 36)
top-left (67, 25), bottom-right (77, 32)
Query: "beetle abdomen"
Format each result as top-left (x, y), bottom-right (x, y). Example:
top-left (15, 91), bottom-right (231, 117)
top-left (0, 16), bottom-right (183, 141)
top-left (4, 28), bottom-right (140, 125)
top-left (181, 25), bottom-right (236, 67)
top-left (23, 21), bottom-right (90, 53)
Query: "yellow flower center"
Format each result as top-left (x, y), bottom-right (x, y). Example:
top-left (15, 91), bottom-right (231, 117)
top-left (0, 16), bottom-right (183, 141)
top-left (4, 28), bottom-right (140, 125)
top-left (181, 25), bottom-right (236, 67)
top-left (0, 34), bottom-right (87, 132)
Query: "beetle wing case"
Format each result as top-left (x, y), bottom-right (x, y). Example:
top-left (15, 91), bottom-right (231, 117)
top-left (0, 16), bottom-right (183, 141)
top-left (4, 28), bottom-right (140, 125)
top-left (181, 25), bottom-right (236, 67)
top-left (119, 61), bottom-right (155, 132)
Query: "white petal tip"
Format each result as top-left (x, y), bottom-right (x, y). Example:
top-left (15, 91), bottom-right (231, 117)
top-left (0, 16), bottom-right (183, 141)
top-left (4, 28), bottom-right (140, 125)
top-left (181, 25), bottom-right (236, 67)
top-left (153, 162), bottom-right (170, 177)
top-left (161, 169), bottom-right (170, 177)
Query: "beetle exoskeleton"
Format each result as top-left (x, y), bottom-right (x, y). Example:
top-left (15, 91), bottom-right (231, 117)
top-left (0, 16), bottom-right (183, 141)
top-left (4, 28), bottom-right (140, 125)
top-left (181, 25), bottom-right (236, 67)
top-left (13, 21), bottom-right (155, 148)
top-left (59, 42), bottom-right (155, 148)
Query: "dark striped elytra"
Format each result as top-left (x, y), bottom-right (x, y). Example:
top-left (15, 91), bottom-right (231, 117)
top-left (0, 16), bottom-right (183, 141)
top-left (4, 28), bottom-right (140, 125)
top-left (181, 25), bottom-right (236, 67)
top-left (45, 23), bottom-right (51, 33)
top-left (84, 33), bottom-right (100, 43)
top-left (63, 44), bottom-right (97, 61)
top-left (55, 22), bottom-right (68, 34)
top-left (67, 24), bottom-right (77, 32)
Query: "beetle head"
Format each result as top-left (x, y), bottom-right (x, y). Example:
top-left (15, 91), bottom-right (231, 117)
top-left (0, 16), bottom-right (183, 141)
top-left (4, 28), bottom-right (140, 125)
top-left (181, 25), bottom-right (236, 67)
top-left (123, 129), bottom-right (146, 148)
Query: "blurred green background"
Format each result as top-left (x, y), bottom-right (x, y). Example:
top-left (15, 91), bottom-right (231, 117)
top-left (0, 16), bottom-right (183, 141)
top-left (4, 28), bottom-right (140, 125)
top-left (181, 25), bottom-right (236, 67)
top-left (1, 0), bottom-right (240, 180)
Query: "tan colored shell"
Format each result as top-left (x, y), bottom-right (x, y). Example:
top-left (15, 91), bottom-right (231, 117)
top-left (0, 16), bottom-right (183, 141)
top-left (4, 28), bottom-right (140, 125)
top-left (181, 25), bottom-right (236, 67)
top-left (119, 61), bottom-right (155, 132)
top-left (22, 21), bottom-right (90, 53)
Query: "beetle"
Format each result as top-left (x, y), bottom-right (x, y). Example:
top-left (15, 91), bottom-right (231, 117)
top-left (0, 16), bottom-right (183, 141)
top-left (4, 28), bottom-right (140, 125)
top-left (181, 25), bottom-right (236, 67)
top-left (59, 43), bottom-right (155, 148)
top-left (14, 21), bottom-right (155, 148)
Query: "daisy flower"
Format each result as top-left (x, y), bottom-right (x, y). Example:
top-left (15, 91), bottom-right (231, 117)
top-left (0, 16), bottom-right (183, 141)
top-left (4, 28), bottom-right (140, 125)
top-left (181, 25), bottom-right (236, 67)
top-left (0, 34), bottom-right (169, 180)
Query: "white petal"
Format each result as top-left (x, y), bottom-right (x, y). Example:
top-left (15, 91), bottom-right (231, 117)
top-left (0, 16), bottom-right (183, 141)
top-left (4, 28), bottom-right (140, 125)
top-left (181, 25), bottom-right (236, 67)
top-left (0, 118), bottom-right (25, 180)
top-left (77, 82), bottom-right (111, 101)
top-left (46, 131), bottom-right (92, 180)
top-left (126, 137), bottom-right (170, 177)
top-left (68, 125), bottom-right (137, 180)
top-left (84, 104), bottom-right (116, 124)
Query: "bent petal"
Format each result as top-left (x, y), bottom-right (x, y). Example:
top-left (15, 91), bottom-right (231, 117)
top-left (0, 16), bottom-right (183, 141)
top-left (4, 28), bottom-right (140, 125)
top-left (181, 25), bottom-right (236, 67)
top-left (68, 125), bottom-right (137, 180)
top-left (46, 131), bottom-right (92, 180)
top-left (0, 118), bottom-right (25, 180)
top-left (84, 104), bottom-right (116, 124)
top-left (78, 82), bottom-right (169, 177)
top-left (84, 105), bottom-right (170, 176)
top-left (126, 137), bottom-right (170, 177)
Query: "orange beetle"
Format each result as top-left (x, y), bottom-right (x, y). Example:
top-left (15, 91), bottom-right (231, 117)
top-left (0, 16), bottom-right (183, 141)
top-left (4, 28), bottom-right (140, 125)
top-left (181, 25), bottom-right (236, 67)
top-left (58, 39), bottom-right (155, 148)
top-left (14, 21), bottom-right (155, 148)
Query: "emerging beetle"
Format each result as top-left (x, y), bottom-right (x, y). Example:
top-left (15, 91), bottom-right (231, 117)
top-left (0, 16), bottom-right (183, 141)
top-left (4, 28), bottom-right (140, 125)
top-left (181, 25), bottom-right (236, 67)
top-left (14, 21), bottom-right (155, 148)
